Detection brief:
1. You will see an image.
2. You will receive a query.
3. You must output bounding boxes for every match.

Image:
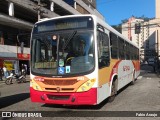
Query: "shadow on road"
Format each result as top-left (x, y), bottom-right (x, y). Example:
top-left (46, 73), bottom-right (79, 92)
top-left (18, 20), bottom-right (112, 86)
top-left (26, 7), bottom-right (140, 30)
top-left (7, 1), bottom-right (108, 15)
top-left (41, 78), bottom-right (139, 110)
top-left (41, 79), bottom-right (137, 110)
top-left (0, 93), bottom-right (29, 109)
top-left (42, 101), bottom-right (107, 110)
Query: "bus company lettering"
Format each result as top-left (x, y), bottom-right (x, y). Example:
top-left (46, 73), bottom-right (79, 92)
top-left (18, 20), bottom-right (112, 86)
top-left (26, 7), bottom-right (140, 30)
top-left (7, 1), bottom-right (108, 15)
top-left (11, 112), bottom-right (42, 117)
top-left (123, 66), bottom-right (130, 71)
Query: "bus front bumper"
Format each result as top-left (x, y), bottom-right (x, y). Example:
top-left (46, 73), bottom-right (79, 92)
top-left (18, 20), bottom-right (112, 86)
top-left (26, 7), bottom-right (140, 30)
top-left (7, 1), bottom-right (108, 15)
top-left (30, 87), bottom-right (97, 105)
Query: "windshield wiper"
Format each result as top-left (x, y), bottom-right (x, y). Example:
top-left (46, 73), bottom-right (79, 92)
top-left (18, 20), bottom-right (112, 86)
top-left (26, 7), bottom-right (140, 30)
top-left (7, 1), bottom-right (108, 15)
top-left (63, 30), bottom-right (77, 50)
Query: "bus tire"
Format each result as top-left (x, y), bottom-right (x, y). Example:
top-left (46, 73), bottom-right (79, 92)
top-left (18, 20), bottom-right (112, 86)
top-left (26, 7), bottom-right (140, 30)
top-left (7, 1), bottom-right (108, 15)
top-left (108, 80), bottom-right (117, 102)
top-left (131, 71), bottom-right (135, 85)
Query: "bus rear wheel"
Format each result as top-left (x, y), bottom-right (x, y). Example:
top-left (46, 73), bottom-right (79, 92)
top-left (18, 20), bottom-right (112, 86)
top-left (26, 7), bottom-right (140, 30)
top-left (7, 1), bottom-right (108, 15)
top-left (131, 71), bottom-right (135, 85)
top-left (108, 80), bottom-right (117, 102)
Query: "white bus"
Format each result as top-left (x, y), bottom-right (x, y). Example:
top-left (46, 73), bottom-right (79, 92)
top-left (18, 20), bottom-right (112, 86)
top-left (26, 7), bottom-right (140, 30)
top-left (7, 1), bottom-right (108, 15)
top-left (30, 15), bottom-right (140, 105)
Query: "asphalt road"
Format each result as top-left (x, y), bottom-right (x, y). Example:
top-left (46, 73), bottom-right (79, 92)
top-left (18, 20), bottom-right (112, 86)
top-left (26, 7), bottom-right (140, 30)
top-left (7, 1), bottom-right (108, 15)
top-left (0, 65), bottom-right (160, 120)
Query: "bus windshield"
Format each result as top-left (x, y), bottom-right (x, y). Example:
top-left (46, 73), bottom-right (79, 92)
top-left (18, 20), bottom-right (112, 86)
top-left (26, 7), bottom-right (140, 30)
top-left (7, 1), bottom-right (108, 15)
top-left (31, 30), bottom-right (95, 76)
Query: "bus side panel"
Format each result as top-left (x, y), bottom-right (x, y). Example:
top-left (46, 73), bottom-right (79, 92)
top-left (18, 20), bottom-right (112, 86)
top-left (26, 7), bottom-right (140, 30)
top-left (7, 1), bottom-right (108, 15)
top-left (98, 59), bottom-right (119, 86)
top-left (97, 83), bottom-right (110, 104)
top-left (117, 60), bottom-right (135, 90)
top-left (97, 59), bottom-right (140, 104)
top-left (97, 59), bottom-right (119, 103)
top-left (132, 60), bottom-right (140, 78)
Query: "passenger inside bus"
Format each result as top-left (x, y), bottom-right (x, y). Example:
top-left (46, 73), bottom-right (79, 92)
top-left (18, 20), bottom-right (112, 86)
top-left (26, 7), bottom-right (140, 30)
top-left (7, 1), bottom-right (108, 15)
top-left (65, 36), bottom-right (91, 65)
top-left (51, 46), bottom-right (57, 61)
top-left (65, 38), bottom-right (85, 65)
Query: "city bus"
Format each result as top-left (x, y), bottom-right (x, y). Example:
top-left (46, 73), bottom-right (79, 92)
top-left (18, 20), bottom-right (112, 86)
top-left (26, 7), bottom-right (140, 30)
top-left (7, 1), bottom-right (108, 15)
top-left (30, 15), bottom-right (140, 105)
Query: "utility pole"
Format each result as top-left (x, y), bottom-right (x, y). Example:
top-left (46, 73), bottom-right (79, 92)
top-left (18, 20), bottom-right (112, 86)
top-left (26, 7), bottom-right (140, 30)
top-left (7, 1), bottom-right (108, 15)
top-left (37, 0), bottom-right (41, 21)
top-left (30, 0), bottom-right (46, 21)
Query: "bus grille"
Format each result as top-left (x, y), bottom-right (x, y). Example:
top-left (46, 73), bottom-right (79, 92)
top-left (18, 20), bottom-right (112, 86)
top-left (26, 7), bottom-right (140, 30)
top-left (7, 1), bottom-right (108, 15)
top-left (45, 88), bottom-right (74, 91)
top-left (42, 79), bottom-right (78, 86)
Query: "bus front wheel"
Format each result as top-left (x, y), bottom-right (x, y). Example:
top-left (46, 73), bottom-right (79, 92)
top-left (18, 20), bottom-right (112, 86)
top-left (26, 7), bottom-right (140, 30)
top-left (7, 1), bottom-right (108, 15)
top-left (108, 80), bottom-right (117, 102)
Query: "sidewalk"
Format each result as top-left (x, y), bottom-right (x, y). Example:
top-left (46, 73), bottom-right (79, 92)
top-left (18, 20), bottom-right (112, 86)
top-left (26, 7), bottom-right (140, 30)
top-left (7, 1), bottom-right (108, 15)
top-left (0, 75), bottom-right (30, 84)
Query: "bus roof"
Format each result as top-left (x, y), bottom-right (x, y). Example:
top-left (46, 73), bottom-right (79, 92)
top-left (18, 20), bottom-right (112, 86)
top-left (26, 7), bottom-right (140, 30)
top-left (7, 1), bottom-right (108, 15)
top-left (36, 14), bottom-right (94, 23)
top-left (36, 14), bottom-right (139, 49)
top-left (95, 15), bottom-right (138, 48)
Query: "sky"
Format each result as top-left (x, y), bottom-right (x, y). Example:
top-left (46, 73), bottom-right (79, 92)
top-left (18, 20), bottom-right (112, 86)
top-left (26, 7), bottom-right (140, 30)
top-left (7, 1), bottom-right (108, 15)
top-left (97, 0), bottom-right (155, 25)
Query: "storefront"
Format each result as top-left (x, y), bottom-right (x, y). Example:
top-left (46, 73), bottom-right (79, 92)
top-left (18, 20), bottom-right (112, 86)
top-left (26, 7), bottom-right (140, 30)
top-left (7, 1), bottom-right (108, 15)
top-left (17, 53), bottom-right (30, 74)
top-left (0, 45), bottom-right (30, 73)
top-left (0, 58), bottom-right (18, 74)
top-left (0, 54), bottom-right (30, 75)
top-left (0, 24), bottom-right (31, 74)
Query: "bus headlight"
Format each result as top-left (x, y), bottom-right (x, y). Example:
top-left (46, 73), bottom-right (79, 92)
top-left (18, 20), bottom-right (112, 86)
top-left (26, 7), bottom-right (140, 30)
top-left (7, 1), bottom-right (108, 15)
top-left (76, 79), bottom-right (96, 92)
top-left (31, 79), bottom-right (43, 91)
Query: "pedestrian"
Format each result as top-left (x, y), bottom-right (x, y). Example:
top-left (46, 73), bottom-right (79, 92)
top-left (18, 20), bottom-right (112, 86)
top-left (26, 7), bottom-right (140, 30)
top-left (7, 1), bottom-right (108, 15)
top-left (3, 65), bottom-right (8, 79)
top-left (21, 64), bottom-right (26, 77)
top-left (24, 64), bottom-right (27, 75)
top-left (0, 68), bottom-right (3, 80)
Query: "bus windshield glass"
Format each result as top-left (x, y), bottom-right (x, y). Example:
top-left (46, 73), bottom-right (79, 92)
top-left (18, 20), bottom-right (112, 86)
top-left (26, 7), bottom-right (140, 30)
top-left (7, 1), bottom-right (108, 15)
top-left (31, 30), bottom-right (94, 76)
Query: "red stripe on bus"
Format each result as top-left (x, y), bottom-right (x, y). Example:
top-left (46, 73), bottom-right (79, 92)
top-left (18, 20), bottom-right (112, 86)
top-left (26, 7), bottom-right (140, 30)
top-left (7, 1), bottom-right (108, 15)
top-left (109, 60), bottom-right (122, 82)
top-left (30, 87), bottom-right (97, 105)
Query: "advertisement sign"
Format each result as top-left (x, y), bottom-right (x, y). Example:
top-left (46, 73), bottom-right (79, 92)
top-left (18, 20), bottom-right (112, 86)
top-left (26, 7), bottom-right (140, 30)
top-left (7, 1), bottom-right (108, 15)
top-left (17, 53), bottom-right (30, 60)
top-left (3, 61), bottom-right (14, 71)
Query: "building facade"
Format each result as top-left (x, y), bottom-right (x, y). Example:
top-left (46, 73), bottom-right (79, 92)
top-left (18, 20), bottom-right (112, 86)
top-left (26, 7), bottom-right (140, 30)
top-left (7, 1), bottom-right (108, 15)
top-left (155, 0), bottom-right (160, 63)
top-left (0, 0), bottom-right (103, 74)
top-left (122, 0), bottom-right (160, 62)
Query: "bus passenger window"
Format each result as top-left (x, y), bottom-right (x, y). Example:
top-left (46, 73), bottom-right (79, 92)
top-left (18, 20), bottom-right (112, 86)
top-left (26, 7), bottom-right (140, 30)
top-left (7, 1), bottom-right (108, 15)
top-left (118, 37), bottom-right (125, 59)
top-left (97, 31), bottom-right (110, 68)
top-left (110, 32), bottom-right (118, 59)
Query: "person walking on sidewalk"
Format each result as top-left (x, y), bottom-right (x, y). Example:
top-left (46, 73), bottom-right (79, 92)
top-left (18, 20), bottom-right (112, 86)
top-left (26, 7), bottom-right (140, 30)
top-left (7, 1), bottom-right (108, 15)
top-left (21, 64), bottom-right (26, 78)
top-left (3, 66), bottom-right (8, 79)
